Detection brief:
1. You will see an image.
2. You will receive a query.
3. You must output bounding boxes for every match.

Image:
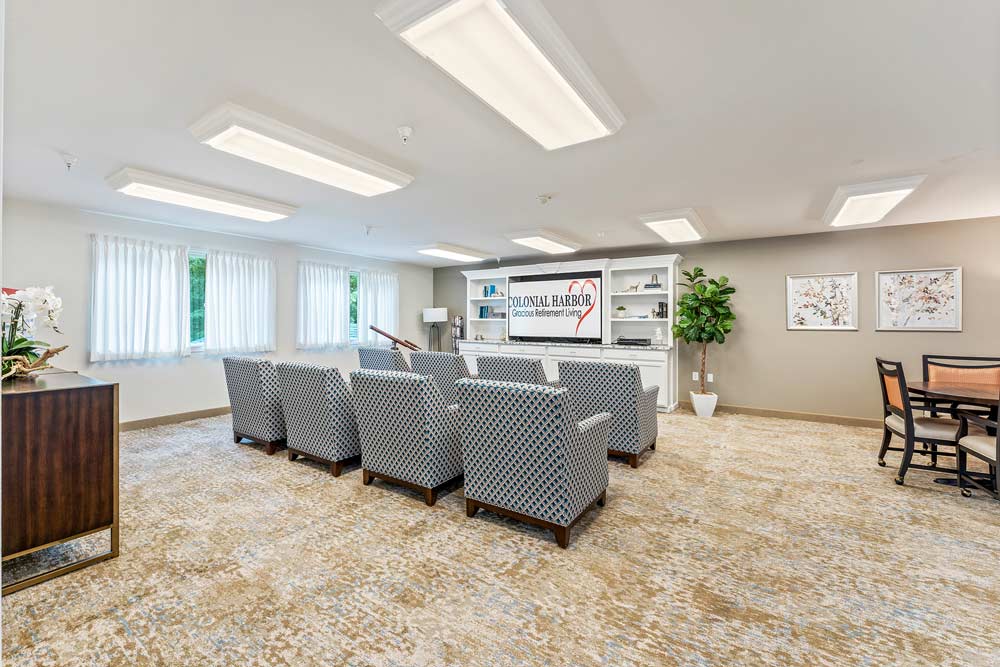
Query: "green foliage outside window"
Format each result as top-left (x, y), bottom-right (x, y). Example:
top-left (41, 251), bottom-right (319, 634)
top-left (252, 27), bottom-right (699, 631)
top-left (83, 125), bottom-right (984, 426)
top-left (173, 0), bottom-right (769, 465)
top-left (189, 255), bottom-right (206, 344)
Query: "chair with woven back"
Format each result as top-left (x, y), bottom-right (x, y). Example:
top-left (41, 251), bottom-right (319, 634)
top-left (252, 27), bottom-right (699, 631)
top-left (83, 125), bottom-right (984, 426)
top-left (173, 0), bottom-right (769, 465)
top-left (876, 357), bottom-right (963, 485)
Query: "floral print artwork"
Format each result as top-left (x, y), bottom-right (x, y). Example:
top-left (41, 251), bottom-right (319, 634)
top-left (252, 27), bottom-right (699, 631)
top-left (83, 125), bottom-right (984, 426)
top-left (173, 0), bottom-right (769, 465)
top-left (877, 268), bottom-right (960, 330)
top-left (787, 273), bottom-right (857, 330)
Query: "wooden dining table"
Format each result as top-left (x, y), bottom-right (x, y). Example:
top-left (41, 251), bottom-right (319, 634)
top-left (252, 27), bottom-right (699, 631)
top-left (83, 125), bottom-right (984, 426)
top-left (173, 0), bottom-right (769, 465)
top-left (906, 380), bottom-right (999, 485)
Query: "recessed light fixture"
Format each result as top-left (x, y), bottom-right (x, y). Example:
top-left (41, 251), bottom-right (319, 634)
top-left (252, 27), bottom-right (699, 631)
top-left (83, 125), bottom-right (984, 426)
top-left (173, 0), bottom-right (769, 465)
top-left (640, 209), bottom-right (707, 244)
top-left (418, 243), bottom-right (491, 263)
top-left (823, 175), bottom-right (926, 227)
top-left (375, 0), bottom-right (624, 150)
top-left (107, 168), bottom-right (296, 222)
top-left (508, 229), bottom-right (580, 254)
top-left (190, 103), bottom-right (414, 197)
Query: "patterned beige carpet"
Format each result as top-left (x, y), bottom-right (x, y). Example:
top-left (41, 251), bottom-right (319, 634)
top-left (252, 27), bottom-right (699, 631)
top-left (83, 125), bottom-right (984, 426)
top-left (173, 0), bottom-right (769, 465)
top-left (3, 411), bottom-right (999, 666)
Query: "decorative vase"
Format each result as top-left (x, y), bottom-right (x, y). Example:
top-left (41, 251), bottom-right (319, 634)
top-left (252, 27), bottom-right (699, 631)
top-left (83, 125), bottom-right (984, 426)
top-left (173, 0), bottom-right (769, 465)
top-left (690, 391), bottom-right (718, 417)
top-left (616, 308), bottom-right (627, 319)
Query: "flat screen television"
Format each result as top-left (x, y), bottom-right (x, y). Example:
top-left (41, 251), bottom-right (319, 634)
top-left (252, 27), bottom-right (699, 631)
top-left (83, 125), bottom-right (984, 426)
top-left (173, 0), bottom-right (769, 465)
top-left (508, 271), bottom-right (602, 344)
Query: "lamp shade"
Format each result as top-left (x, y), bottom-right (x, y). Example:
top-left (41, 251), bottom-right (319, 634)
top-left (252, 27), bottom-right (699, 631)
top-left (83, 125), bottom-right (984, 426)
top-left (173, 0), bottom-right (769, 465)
top-left (422, 307), bottom-right (448, 323)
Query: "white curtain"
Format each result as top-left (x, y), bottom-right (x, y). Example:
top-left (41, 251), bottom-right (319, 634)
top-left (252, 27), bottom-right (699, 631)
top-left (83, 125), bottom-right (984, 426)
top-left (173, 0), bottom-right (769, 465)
top-left (90, 235), bottom-right (190, 362)
top-left (356, 269), bottom-right (399, 346)
top-left (204, 249), bottom-right (276, 354)
top-left (296, 261), bottom-right (351, 349)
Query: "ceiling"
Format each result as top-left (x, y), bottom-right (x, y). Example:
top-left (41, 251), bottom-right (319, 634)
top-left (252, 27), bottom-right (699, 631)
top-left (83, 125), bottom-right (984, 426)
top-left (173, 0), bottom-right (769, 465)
top-left (5, 0), bottom-right (1000, 267)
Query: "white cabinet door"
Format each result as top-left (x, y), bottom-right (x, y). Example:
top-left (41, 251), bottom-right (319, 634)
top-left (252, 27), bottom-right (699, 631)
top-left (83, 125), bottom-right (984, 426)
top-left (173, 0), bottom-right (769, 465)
top-left (636, 363), bottom-right (664, 395)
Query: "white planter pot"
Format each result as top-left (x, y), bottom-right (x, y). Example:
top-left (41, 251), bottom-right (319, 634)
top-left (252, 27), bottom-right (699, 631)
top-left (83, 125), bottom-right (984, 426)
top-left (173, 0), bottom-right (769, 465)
top-left (690, 391), bottom-right (719, 417)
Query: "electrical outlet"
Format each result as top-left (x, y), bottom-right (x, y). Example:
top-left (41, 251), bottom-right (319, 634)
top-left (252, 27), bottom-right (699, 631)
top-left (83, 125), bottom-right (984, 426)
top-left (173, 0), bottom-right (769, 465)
top-left (707, 373), bottom-right (714, 383)
top-left (692, 372), bottom-right (699, 381)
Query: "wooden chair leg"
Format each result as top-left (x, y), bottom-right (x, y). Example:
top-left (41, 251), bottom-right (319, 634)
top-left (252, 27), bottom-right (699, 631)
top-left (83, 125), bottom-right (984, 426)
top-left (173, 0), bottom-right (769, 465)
top-left (331, 461), bottom-right (344, 477)
top-left (596, 490), bottom-right (606, 507)
top-left (877, 428), bottom-right (891, 467)
top-left (234, 433), bottom-right (242, 444)
top-left (958, 449), bottom-right (971, 497)
top-left (629, 453), bottom-right (639, 469)
top-left (649, 441), bottom-right (656, 451)
top-left (895, 437), bottom-right (915, 485)
top-left (553, 526), bottom-right (570, 549)
top-left (362, 469), bottom-right (373, 485)
top-left (424, 488), bottom-right (437, 507)
top-left (465, 499), bottom-right (479, 518)
top-left (288, 450), bottom-right (299, 461)
top-left (266, 442), bottom-right (277, 456)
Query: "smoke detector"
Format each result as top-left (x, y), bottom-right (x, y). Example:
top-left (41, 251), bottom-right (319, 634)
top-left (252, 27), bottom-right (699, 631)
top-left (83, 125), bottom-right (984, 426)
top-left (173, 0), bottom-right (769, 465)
top-left (397, 126), bottom-right (413, 145)
top-left (537, 193), bottom-right (553, 205)
top-left (58, 151), bottom-right (79, 172)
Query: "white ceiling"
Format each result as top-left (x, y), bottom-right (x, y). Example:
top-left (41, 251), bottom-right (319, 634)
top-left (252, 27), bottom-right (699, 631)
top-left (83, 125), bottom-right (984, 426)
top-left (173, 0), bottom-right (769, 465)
top-left (5, 1), bottom-right (1000, 267)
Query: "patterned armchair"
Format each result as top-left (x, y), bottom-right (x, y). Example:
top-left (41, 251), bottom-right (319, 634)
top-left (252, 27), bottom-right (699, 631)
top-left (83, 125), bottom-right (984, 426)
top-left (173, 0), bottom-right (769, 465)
top-left (456, 379), bottom-right (612, 548)
top-left (410, 351), bottom-right (474, 405)
top-left (222, 356), bottom-right (286, 455)
top-left (475, 355), bottom-right (557, 386)
top-left (557, 360), bottom-right (659, 468)
top-left (276, 362), bottom-right (360, 476)
top-left (358, 346), bottom-right (411, 372)
top-left (349, 369), bottom-right (463, 506)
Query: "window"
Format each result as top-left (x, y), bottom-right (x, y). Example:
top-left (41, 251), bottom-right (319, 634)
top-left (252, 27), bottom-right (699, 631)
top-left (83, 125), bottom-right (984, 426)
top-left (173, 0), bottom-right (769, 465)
top-left (90, 235), bottom-right (190, 361)
top-left (188, 251), bottom-right (206, 349)
top-left (349, 271), bottom-right (359, 342)
top-left (296, 261), bottom-right (350, 350)
top-left (204, 249), bottom-right (276, 353)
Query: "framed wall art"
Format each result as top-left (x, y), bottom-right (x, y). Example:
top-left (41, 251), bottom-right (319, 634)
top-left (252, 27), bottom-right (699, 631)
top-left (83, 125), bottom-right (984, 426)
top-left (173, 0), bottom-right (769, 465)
top-left (876, 267), bottom-right (961, 331)
top-left (786, 272), bottom-right (858, 331)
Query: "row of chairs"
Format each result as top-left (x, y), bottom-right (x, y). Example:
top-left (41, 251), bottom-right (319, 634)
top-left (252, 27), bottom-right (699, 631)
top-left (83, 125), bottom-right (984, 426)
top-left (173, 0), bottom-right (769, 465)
top-left (221, 349), bottom-right (659, 547)
top-left (875, 354), bottom-right (999, 499)
top-left (358, 348), bottom-right (658, 468)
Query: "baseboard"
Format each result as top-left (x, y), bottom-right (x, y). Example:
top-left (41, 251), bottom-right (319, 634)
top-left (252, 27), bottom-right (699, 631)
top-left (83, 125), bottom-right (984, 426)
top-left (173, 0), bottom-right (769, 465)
top-left (677, 400), bottom-right (881, 429)
top-left (120, 406), bottom-right (231, 432)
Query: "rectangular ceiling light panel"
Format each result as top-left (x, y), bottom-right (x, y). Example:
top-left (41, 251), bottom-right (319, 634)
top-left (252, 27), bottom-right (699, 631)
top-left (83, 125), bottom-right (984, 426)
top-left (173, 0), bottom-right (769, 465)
top-left (107, 168), bottom-right (297, 222)
top-left (418, 243), bottom-right (491, 263)
top-left (640, 209), bottom-right (707, 244)
top-left (190, 104), bottom-right (414, 197)
top-left (376, 0), bottom-right (624, 150)
top-left (509, 233), bottom-right (578, 254)
top-left (824, 175), bottom-right (926, 227)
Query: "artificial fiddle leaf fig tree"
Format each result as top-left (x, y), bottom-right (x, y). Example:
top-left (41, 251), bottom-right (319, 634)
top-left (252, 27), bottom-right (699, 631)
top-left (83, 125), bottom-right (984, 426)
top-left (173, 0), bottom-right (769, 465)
top-left (672, 267), bottom-right (736, 415)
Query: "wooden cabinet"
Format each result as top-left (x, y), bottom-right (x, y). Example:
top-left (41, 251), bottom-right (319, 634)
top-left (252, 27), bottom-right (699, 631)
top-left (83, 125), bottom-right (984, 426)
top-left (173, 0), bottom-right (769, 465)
top-left (2, 371), bottom-right (119, 594)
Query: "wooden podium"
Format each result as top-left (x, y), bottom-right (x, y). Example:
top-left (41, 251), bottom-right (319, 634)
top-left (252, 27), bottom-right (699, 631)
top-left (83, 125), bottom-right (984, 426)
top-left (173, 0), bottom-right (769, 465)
top-left (2, 370), bottom-right (119, 594)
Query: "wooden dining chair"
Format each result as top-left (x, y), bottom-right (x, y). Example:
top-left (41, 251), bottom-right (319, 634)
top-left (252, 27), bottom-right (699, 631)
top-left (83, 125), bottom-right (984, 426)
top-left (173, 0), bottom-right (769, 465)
top-left (922, 355), bottom-right (1000, 419)
top-left (876, 358), bottom-right (962, 485)
top-left (957, 399), bottom-right (999, 500)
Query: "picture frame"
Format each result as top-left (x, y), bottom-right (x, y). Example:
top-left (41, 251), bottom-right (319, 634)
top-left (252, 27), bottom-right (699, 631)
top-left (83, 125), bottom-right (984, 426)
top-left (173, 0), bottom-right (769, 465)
top-left (785, 272), bottom-right (859, 331)
top-left (875, 267), bottom-right (962, 332)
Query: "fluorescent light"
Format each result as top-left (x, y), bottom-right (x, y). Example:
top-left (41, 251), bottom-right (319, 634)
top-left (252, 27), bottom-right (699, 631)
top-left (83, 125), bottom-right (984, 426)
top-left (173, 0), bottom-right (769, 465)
top-left (376, 0), bottom-right (624, 150)
top-left (640, 209), bottom-right (707, 244)
top-left (508, 228), bottom-right (580, 254)
top-left (418, 243), bottom-right (491, 263)
top-left (824, 176), bottom-right (926, 227)
top-left (107, 168), bottom-right (296, 222)
top-left (190, 103), bottom-right (413, 197)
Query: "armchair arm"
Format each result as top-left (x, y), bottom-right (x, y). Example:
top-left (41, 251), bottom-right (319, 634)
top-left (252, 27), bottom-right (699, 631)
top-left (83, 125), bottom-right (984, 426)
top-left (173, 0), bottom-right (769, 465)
top-left (959, 412), bottom-right (997, 436)
top-left (578, 412), bottom-right (613, 456)
top-left (545, 380), bottom-right (562, 388)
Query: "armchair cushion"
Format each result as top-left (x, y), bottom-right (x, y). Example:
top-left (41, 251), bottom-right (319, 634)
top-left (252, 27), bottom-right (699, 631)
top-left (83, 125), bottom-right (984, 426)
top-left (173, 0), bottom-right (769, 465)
top-left (223, 356), bottom-right (286, 442)
top-left (457, 379), bottom-right (610, 527)
top-left (276, 362), bottom-right (359, 463)
top-left (885, 414), bottom-right (960, 441)
top-left (358, 346), bottom-right (411, 372)
top-left (959, 434), bottom-right (997, 462)
top-left (350, 369), bottom-right (462, 489)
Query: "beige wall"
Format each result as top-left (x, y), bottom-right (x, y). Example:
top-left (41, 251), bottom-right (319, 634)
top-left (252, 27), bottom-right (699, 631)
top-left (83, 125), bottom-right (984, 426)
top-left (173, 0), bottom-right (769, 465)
top-left (434, 217), bottom-right (1000, 420)
top-left (3, 198), bottom-right (435, 422)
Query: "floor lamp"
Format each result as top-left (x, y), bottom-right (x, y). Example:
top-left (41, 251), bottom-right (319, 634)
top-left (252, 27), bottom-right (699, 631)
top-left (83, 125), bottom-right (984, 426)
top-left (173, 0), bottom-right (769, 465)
top-left (422, 308), bottom-right (448, 352)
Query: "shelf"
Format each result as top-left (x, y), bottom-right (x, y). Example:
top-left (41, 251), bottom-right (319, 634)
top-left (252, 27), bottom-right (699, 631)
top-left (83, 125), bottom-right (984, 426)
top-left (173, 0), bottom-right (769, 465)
top-left (470, 296), bottom-right (506, 301)
top-left (469, 318), bottom-right (507, 322)
top-left (612, 318), bottom-right (671, 322)
top-left (610, 291), bottom-right (669, 297)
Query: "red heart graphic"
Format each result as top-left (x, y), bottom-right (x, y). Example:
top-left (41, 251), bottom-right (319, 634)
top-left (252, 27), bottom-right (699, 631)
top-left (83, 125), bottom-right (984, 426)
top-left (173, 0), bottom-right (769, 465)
top-left (567, 279), bottom-right (598, 335)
